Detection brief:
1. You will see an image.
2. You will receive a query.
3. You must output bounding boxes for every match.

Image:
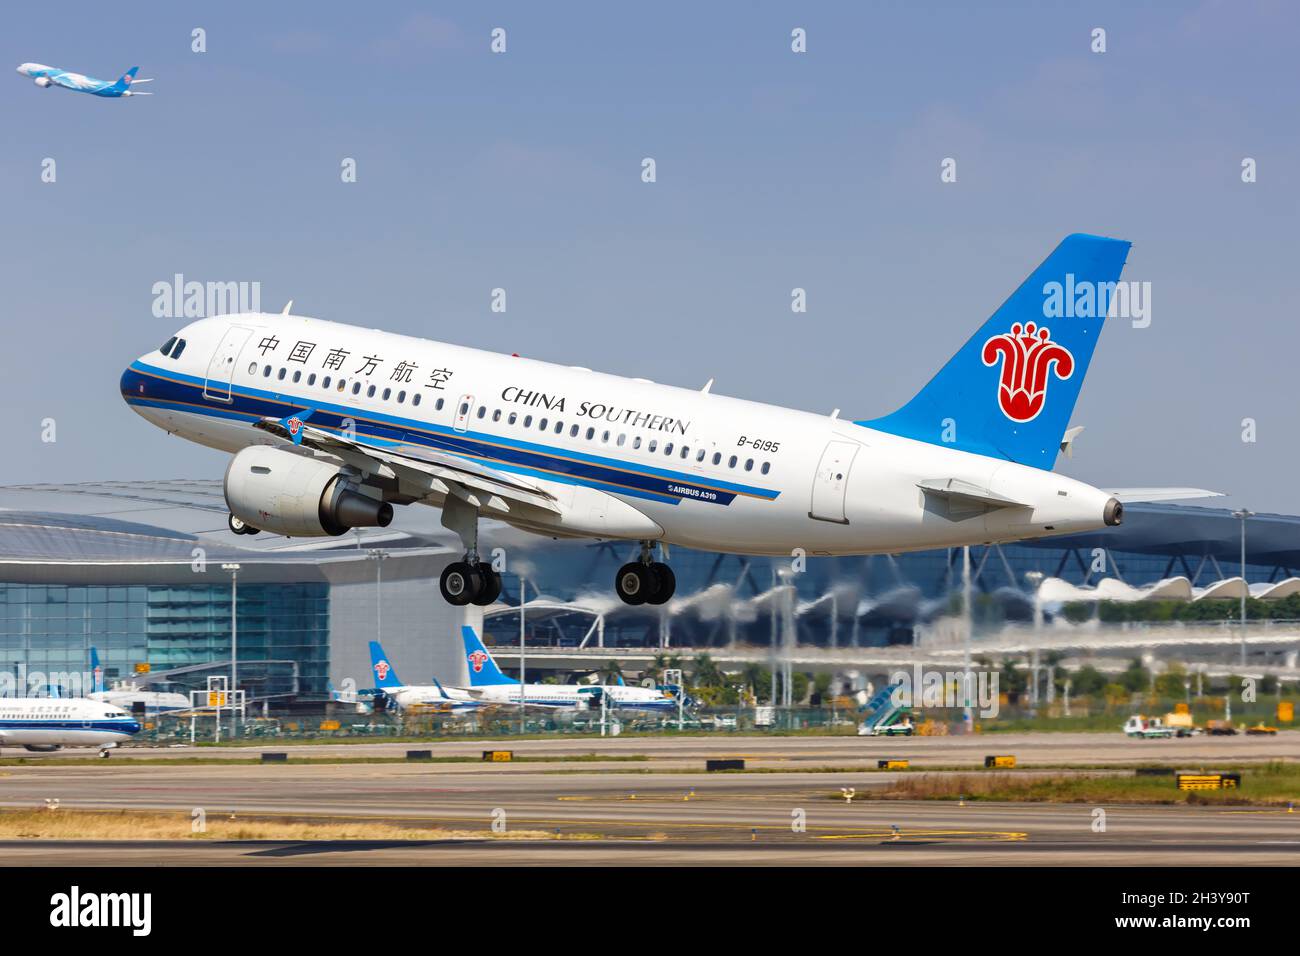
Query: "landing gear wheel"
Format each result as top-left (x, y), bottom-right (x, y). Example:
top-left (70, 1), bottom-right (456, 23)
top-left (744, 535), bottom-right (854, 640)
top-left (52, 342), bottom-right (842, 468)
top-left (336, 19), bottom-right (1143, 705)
top-left (228, 514), bottom-right (258, 535)
top-left (647, 562), bottom-right (676, 604)
top-left (472, 567), bottom-right (503, 606)
top-left (440, 561), bottom-right (483, 606)
top-left (98, 750), bottom-right (112, 759)
top-left (615, 562), bottom-right (658, 606)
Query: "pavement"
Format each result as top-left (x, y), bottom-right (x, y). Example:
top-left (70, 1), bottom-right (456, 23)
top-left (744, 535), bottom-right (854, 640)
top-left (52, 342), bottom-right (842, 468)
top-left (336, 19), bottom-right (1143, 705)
top-left (0, 737), bottom-right (1297, 865)
top-left (10, 730), bottom-right (1297, 769)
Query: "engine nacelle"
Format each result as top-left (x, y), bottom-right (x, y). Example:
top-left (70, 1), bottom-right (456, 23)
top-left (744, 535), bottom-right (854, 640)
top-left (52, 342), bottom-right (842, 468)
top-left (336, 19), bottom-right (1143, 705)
top-left (24, 744), bottom-right (60, 752)
top-left (34, 76), bottom-right (52, 88)
top-left (224, 445), bottom-right (393, 537)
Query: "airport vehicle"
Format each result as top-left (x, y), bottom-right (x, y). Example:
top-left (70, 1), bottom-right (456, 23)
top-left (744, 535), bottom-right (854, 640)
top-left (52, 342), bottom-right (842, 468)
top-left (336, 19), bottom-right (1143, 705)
top-left (1245, 722), bottom-right (1278, 736)
top-left (858, 684), bottom-right (915, 736)
top-left (457, 626), bottom-right (679, 711)
top-left (1165, 711), bottom-right (1201, 737)
top-left (16, 62), bottom-right (151, 97)
top-left (86, 648), bottom-right (190, 715)
top-left (1122, 714), bottom-right (1175, 739)
top-left (1205, 720), bottom-right (1238, 736)
top-left (121, 235), bottom-right (1216, 608)
top-left (367, 640), bottom-right (482, 714)
top-left (0, 698), bottom-right (141, 756)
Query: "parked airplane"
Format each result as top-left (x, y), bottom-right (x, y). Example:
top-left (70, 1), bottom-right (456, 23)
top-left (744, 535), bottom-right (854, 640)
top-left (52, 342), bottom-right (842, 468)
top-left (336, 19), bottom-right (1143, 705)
top-left (86, 648), bottom-right (190, 715)
top-left (16, 62), bottom-right (152, 97)
top-left (0, 698), bottom-right (141, 756)
top-left (367, 640), bottom-right (482, 714)
top-left (121, 234), bottom-right (1215, 607)
top-left (457, 626), bottom-right (678, 712)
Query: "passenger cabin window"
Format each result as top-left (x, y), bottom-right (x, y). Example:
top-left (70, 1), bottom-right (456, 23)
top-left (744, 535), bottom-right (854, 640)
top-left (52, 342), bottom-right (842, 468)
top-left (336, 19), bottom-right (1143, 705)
top-left (412, 393), bottom-right (421, 406)
top-left (761, 461), bottom-right (771, 475)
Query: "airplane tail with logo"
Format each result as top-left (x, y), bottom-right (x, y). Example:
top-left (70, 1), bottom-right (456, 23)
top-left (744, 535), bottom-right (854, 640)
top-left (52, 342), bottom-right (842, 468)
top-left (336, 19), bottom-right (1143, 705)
top-left (90, 646), bottom-right (106, 694)
top-left (460, 625), bottom-right (517, 687)
top-left (109, 66), bottom-right (139, 93)
top-left (858, 233), bottom-right (1132, 470)
top-left (367, 641), bottom-right (404, 690)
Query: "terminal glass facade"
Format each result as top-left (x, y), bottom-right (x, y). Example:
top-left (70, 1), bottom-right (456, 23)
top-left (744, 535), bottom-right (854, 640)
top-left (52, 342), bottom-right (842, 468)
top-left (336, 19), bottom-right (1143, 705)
top-left (0, 583), bottom-right (330, 699)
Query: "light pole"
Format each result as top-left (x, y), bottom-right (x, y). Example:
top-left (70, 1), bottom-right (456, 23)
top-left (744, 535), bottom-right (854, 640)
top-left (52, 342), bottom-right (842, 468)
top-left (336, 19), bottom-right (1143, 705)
top-left (366, 549), bottom-right (389, 642)
top-left (1232, 509), bottom-right (1254, 667)
top-left (515, 561), bottom-right (534, 734)
top-left (1024, 570), bottom-right (1044, 705)
top-left (222, 563), bottom-right (240, 735)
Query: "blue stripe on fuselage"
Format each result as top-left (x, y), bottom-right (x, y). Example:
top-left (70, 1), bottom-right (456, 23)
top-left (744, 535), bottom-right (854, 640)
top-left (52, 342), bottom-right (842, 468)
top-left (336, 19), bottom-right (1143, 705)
top-left (121, 362), bottom-right (780, 507)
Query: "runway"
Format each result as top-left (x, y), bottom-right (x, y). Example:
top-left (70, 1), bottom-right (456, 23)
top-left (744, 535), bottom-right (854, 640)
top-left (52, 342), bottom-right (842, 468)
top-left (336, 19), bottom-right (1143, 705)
top-left (12, 730), bottom-right (1298, 769)
top-left (1, 755), bottom-right (1298, 865)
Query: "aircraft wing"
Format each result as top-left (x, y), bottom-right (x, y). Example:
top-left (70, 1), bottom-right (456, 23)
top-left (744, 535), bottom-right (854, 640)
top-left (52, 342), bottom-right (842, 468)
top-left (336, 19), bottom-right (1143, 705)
top-left (1103, 488), bottom-right (1224, 503)
top-left (50, 73), bottom-right (91, 91)
top-left (252, 413), bottom-right (562, 516)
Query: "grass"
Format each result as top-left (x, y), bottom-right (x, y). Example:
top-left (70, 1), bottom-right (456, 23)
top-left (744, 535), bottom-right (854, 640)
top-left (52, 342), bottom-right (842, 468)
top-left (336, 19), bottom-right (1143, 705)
top-left (855, 761), bottom-right (1300, 806)
top-left (0, 808), bottom-right (584, 841)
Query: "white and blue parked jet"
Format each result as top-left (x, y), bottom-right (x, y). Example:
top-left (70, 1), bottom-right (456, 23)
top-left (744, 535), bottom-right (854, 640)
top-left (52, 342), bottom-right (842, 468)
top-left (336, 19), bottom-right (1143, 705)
top-left (86, 647), bottom-right (190, 716)
top-left (122, 235), bottom-right (1216, 609)
top-left (0, 698), bottom-right (141, 757)
top-left (457, 627), bottom-right (679, 712)
top-left (368, 640), bottom-right (483, 714)
top-left (17, 62), bottom-right (151, 97)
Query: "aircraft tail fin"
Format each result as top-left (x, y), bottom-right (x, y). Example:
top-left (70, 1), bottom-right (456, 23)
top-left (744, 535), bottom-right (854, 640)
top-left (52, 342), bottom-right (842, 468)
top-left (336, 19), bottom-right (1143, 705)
top-left (109, 66), bottom-right (139, 92)
top-left (460, 625), bottom-right (517, 687)
top-left (367, 641), bottom-right (403, 689)
top-left (90, 646), bottom-right (105, 694)
top-left (857, 234), bottom-right (1132, 470)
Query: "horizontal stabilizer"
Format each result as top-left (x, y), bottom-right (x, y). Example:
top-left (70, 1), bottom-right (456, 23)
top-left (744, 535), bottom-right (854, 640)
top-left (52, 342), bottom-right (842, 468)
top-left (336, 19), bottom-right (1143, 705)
top-left (917, 477), bottom-right (1028, 509)
top-left (1103, 487), bottom-right (1224, 503)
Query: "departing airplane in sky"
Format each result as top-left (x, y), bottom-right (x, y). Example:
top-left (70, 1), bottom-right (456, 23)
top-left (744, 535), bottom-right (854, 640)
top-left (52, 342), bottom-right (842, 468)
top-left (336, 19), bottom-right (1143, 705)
top-left (0, 698), bottom-right (141, 756)
top-left (16, 62), bottom-right (151, 97)
top-left (121, 234), bottom-right (1216, 607)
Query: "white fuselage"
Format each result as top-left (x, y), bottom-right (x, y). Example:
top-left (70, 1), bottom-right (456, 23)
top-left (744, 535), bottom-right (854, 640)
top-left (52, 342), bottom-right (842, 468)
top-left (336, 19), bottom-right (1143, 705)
top-left (122, 313), bottom-right (1115, 556)
top-left (89, 689), bottom-right (191, 715)
top-left (0, 698), bottom-right (142, 750)
top-left (386, 682), bottom-right (672, 712)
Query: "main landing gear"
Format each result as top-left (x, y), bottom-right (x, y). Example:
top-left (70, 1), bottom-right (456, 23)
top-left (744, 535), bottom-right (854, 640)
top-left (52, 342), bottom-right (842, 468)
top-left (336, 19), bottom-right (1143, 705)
top-left (615, 542), bottom-right (676, 606)
top-left (439, 560), bottom-right (502, 607)
top-left (437, 494), bottom-right (502, 607)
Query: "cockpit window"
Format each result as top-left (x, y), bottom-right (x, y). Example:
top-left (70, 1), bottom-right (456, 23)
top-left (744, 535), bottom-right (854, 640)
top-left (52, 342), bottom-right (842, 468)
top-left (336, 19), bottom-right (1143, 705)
top-left (171, 338), bottom-right (186, 359)
top-left (160, 336), bottom-right (178, 357)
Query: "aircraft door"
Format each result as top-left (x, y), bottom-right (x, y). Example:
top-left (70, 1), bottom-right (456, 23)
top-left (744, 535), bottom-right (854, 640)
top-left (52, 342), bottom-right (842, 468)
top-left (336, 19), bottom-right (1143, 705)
top-left (809, 440), bottom-right (859, 524)
top-left (453, 394), bottom-right (474, 433)
top-left (203, 325), bottom-right (254, 402)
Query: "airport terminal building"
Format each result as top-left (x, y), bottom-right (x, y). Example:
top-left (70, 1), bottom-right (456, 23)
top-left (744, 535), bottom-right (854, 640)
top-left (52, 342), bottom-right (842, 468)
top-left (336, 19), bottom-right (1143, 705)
top-left (1, 480), bottom-right (1297, 704)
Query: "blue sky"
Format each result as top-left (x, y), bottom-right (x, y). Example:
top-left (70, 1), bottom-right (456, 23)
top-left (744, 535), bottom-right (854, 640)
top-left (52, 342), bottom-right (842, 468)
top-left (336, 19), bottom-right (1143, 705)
top-left (4, 1), bottom-right (1297, 512)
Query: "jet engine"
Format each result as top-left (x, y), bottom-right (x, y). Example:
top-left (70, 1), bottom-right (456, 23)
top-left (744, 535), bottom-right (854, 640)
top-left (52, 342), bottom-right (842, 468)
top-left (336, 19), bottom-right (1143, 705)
top-left (223, 445), bottom-right (393, 537)
top-left (34, 76), bottom-right (52, 88)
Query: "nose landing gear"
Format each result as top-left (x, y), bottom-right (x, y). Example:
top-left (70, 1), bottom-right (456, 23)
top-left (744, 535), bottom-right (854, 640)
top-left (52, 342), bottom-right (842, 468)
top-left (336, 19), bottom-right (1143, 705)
top-left (615, 542), bottom-right (675, 606)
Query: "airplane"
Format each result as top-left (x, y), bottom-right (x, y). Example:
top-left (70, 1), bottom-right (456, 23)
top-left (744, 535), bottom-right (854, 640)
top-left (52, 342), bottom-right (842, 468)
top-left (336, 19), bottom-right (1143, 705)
top-left (86, 648), bottom-right (190, 715)
top-left (457, 626), bottom-right (679, 712)
top-left (0, 697), bottom-right (141, 757)
top-left (16, 62), bottom-right (152, 97)
top-left (120, 234), bottom-right (1217, 608)
top-left (367, 639), bottom-right (483, 714)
